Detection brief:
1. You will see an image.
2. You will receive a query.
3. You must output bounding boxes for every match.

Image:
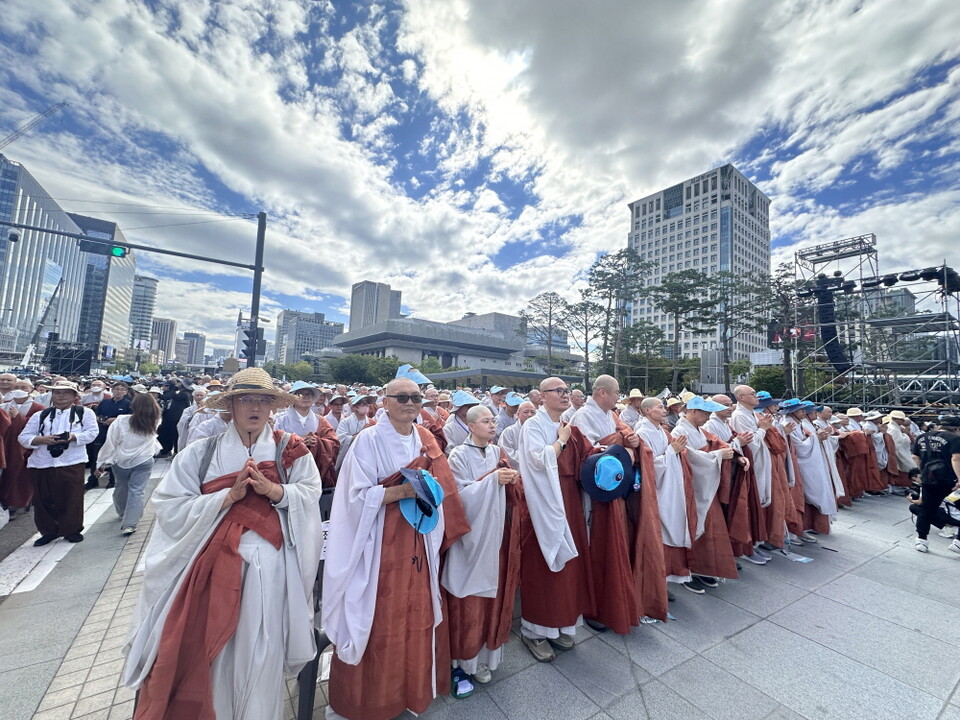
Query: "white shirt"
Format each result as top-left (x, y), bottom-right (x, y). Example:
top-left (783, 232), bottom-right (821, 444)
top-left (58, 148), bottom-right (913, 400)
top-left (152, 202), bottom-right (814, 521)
top-left (19, 405), bottom-right (99, 468)
top-left (98, 415), bottom-right (161, 469)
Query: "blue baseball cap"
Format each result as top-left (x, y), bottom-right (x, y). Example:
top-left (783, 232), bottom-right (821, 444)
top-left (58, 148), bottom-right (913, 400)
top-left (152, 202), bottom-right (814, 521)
top-left (504, 391), bottom-right (524, 407)
top-left (579, 444), bottom-right (638, 502)
top-left (398, 468), bottom-right (445, 534)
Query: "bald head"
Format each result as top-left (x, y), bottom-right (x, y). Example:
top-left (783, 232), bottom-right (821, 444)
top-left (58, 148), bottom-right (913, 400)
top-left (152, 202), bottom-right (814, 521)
top-left (640, 397), bottom-right (662, 412)
top-left (592, 374), bottom-right (620, 412)
top-left (733, 385), bottom-right (758, 409)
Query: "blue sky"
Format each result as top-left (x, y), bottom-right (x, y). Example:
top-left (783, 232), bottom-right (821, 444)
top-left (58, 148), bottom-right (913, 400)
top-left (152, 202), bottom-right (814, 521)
top-left (1, 0), bottom-right (959, 348)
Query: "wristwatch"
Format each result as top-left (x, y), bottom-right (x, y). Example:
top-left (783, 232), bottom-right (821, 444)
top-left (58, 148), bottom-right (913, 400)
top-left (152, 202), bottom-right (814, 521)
top-left (558, 440), bottom-right (567, 452)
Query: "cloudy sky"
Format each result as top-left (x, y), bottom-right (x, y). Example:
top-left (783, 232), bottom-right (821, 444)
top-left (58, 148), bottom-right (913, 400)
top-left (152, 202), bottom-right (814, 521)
top-left (1, 0), bottom-right (958, 349)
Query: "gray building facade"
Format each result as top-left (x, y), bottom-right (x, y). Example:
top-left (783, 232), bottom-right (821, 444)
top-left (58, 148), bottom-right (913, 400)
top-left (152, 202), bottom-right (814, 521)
top-left (349, 281), bottom-right (401, 331)
top-left (0, 154), bottom-right (87, 354)
top-left (130, 275), bottom-right (158, 348)
top-left (275, 310), bottom-right (344, 364)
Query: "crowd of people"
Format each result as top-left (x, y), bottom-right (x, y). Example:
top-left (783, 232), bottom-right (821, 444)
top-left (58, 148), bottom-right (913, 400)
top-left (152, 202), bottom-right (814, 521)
top-left (1, 366), bottom-right (958, 720)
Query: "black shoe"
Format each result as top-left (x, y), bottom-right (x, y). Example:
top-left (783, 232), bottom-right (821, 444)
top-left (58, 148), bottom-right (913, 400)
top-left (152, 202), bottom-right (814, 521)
top-left (585, 618), bottom-right (608, 633)
top-left (154, 452), bottom-right (171, 459)
top-left (736, 561), bottom-right (743, 571)
top-left (694, 575), bottom-right (719, 588)
top-left (683, 578), bottom-right (707, 594)
top-left (667, 590), bottom-right (676, 602)
top-left (84, 477), bottom-right (99, 491)
top-left (64, 533), bottom-right (84, 543)
top-left (105, 480), bottom-right (115, 489)
top-left (34, 535), bottom-right (57, 546)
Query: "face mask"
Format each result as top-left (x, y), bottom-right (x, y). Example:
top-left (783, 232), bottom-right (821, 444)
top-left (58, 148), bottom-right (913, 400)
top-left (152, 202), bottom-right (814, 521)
top-left (91, 387), bottom-right (105, 394)
top-left (11, 390), bottom-right (29, 400)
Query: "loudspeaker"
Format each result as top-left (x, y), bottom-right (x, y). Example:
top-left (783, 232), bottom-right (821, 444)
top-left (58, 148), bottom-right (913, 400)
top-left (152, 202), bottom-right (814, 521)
top-left (815, 288), bottom-right (852, 374)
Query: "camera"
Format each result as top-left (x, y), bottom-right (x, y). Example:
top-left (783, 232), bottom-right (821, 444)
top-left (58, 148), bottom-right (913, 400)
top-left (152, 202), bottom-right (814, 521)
top-left (48, 431), bottom-right (71, 458)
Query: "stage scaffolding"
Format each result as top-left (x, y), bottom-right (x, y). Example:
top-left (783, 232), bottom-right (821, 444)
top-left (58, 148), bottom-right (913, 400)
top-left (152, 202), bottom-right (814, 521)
top-left (790, 234), bottom-right (960, 415)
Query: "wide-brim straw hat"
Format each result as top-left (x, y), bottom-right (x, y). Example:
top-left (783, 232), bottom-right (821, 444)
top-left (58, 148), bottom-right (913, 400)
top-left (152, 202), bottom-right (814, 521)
top-left (204, 368), bottom-right (297, 411)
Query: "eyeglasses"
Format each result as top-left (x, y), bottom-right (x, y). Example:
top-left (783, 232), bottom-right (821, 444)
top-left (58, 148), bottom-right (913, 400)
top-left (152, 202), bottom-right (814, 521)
top-left (234, 394), bottom-right (273, 406)
top-left (385, 393), bottom-right (423, 404)
top-left (542, 387), bottom-right (571, 396)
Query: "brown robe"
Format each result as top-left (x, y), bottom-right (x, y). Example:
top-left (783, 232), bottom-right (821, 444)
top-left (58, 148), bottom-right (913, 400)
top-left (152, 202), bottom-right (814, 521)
top-left (328, 426), bottom-right (469, 720)
top-left (310, 415), bottom-right (340, 488)
top-left (626, 438), bottom-right (669, 622)
top-left (419, 408), bottom-right (448, 453)
top-left (519, 424), bottom-right (596, 629)
top-left (446, 451), bottom-right (527, 663)
top-left (1, 403), bottom-right (41, 509)
top-left (882, 431), bottom-right (910, 487)
top-left (723, 444), bottom-right (764, 556)
top-left (688, 433), bottom-right (739, 579)
top-left (762, 426), bottom-right (791, 548)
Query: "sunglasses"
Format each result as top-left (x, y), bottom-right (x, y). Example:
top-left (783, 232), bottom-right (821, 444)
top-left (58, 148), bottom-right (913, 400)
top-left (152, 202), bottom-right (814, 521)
top-left (385, 393), bottom-right (423, 404)
top-left (234, 394), bottom-right (273, 406)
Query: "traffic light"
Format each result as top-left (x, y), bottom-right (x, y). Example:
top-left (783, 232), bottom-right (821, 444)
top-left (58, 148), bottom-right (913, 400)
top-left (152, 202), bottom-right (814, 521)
top-left (241, 327), bottom-right (264, 359)
top-left (78, 239), bottom-right (128, 257)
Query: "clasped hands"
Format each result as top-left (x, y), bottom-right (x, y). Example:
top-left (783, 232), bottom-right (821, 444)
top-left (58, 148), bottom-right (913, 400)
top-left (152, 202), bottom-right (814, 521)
top-left (223, 458), bottom-right (284, 509)
top-left (497, 468), bottom-right (520, 485)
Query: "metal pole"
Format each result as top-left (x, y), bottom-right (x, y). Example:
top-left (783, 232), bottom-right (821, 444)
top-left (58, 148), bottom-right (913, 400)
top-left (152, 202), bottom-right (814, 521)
top-left (248, 212), bottom-right (266, 368)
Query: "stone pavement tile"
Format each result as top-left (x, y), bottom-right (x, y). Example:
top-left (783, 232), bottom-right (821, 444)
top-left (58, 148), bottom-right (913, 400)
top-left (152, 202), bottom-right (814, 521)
top-left (703, 621), bottom-right (942, 720)
top-left (78, 673), bottom-right (120, 700)
top-left (487, 661), bottom-right (599, 720)
top-left (619, 681), bottom-right (712, 720)
top-left (599, 688), bottom-right (649, 720)
top-left (598, 623), bottom-right (691, 678)
top-left (70, 687), bottom-right (115, 717)
top-left (852, 556), bottom-right (960, 610)
top-left (769, 594), bottom-right (960, 701)
top-left (47, 667), bottom-right (91, 693)
top-left (63, 639), bottom-right (102, 663)
top-left (651, 590), bottom-right (761, 653)
top-left (410, 691), bottom-right (508, 719)
top-left (72, 709), bottom-right (110, 720)
top-left (484, 632), bottom-right (537, 686)
top-left (816, 574), bottom-right (960, 647)
top-left (846, 518), bottom-right (916, 541)
top-left (86, 658), bottom-right (125, 683)
top-left (791, 541), bottom-right (874, 572)
top-left (32, 706), bottom-right (74, 720)
top-left (707, 567), bottom-right (809, 618)
top-left (940, 707), bottom-right (960, 720)
top-left (0, 597), bottom-right (91, 673)
top-left (878, 539), bottom-right (960, 569)
top-left (660, 656), bottom-right (779, 720)
top-left (0, 657), bottom-right (60, 720)
top-left (745, 550), bottom-right (845, 591)
top-left (760, 707), bottom-right (806, 720)
top-left (35, 681), bottom-right (82, 713)
top-left (552, 635), bottom-right (645, 707)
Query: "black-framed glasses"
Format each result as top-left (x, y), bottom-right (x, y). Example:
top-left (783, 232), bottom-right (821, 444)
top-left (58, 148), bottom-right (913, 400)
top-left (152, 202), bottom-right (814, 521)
top-left (542, 387), bottom-right (571, 396)
top-left (385, 393), bottom-right (423, 404)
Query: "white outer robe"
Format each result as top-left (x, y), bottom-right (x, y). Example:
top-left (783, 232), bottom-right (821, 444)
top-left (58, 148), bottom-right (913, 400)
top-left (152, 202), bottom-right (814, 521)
top-left (789, 419), bottom-right (837, 516)
top-left (498, 421), bottom-right (523, 469)
top-left (321, 421), bottom-right (445, 671)
top-left (635, 417), bottom-right (692, 550)
top-left (731, 404), bottom-right (772, 507)
top-left (888, 422), bottom-right (917, 473)
top-left (443, 415), bottom-right (470, 453)
top-left (122, 423), bottom-right (324, 720)
top-left (672, 417), bottom-right (724, 539)
top-left (274, 406), bottom-right (320, 436)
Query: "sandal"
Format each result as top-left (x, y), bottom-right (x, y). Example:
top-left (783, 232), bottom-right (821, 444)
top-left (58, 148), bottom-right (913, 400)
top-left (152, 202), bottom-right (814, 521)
top-left (451, 668), bottom-right (474, 699)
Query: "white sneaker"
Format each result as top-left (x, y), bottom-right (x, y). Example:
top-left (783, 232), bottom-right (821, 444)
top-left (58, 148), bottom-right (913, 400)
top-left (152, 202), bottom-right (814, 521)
top-left (801, 531), bottom-right (818, 543)
top-left (915, 539), bottom-right (929, 553)
top-left (938, 528), bottom-right (955, 538)
top-left (473, 663), bottom-right (492, 684)
top-left (949, 539), bottom-right (960, 555)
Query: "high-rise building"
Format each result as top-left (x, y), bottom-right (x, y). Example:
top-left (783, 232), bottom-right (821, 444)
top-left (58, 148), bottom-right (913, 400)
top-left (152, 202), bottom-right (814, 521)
top-left (0, 154), bottom-right (87, 354)
top-left (129, 275), bottom-right (158, 349)
top-left (174, 338), bottom-right (190, 363)
top-left (70, 214), bottom-right (136, 360)
top-left (151, 317), bottom-right (177, 361)
top-left (626, 163), bottom-right (771, 359)
top-left (349, 281), bottom-right (401, 331)
top-left (182, 331), bottom-right (206, 365)
top-left (275, 310), bottom-right (345, 364)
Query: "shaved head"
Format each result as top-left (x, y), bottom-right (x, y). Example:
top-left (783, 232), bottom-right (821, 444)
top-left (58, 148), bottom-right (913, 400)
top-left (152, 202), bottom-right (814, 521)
top-left (466, 404), bottom-right (493, 423)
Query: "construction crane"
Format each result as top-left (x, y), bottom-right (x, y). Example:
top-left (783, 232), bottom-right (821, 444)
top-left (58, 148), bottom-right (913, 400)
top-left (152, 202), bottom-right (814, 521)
top-left (0, 102), bottom-right (67, 151)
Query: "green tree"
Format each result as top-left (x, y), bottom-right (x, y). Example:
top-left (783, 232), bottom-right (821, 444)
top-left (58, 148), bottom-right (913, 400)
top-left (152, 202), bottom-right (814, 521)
top-left (747, 365), bottom-right (788, 399)
top-left (586, 248), bottom-right (657, 383)
top-left (138, 362), bottom-right (159, 375)
top-left (620, 320), bottom-right (667, 394)
top-left (519, 292), bottom-right (567, 371)
top-left (558, 295), bottom-right (606, 391)
top-left (327, 355), bottom-right (375, 384)
top-left (646, 269), bottom-right (718, 390)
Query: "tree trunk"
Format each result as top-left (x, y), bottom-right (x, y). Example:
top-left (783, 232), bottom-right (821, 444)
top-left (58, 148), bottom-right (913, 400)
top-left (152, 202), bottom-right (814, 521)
top-left (782, 343), bottom-right (793, 396)
top-left (671, 316), bottom-right (681, 390)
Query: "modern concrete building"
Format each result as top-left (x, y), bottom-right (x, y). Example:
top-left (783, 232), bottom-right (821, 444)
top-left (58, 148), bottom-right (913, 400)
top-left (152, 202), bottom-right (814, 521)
top-left (174, 338), bottom-right (190, 363)
top-left (349, 281), bottom-right (401, 331)
top-left (129, 275), bottom-right (158, 349)
top-left (70, 214), bottom-right (136, 361)
top-left (334, 310), bottom-right (579, 377)
top-left (627, 163), bottom-right (771, 360)
top-left (151, 317), bottom-right (177, 361)
top-left (275, 310), bottom-right (344, 364)
top-left (0, 154), bottom-right (87, 355)
top-left (182, 331), bottom-right (206, 365)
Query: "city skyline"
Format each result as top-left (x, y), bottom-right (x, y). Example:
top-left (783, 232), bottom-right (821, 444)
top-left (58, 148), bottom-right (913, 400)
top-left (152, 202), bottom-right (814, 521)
top-left (1, 1), bottom-right (958, 349)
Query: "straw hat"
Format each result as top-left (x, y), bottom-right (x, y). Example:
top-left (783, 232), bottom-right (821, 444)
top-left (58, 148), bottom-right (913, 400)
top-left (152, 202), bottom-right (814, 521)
top-left (204, 368), bottom-right (297, 411)
top-left (845, 407), bottom-right (864, 417)
top-left (628, 389), bottom-right (643, 399)
top-left (49, 380), bottom-right (81, 396)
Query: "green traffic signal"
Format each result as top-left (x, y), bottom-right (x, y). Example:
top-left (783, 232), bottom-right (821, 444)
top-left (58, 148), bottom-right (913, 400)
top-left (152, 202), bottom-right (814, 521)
top-left (111, 246), bottom-right (127, 257)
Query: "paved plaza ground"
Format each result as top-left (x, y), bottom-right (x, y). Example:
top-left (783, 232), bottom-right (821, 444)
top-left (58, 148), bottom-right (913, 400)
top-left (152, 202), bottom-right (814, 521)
top-left (1, 460), bottom-right (959, 720)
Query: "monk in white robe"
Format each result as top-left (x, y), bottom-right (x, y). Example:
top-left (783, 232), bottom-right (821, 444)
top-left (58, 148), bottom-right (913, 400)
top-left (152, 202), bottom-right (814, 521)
top-left (636, 398), bottom-right (696, 585)
top-left (443, 391), bottom-right (479, 453)
top-left (517, 378), bottom-right (595, 662)
top-left (499, 401), bottom-right (536, 469)
top-left (571, 376), bottom-right (666, 629)
top-left (323, 378), bottom-right (468, 720)
top-left (783, 403), bottom-right (837, 532)
top-left (729, 386), bottom-right (774, 559)
top-left (334, 396), bottom-right (375, 470)
top-left (122, 370), bottom-right (324, 720)
top-left (443, 406), bottom-right (522, 684)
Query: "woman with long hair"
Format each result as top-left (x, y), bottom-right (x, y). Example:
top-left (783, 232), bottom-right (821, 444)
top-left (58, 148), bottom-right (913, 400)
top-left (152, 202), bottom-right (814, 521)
top-left (96, 392), bottom-right (162, 535)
